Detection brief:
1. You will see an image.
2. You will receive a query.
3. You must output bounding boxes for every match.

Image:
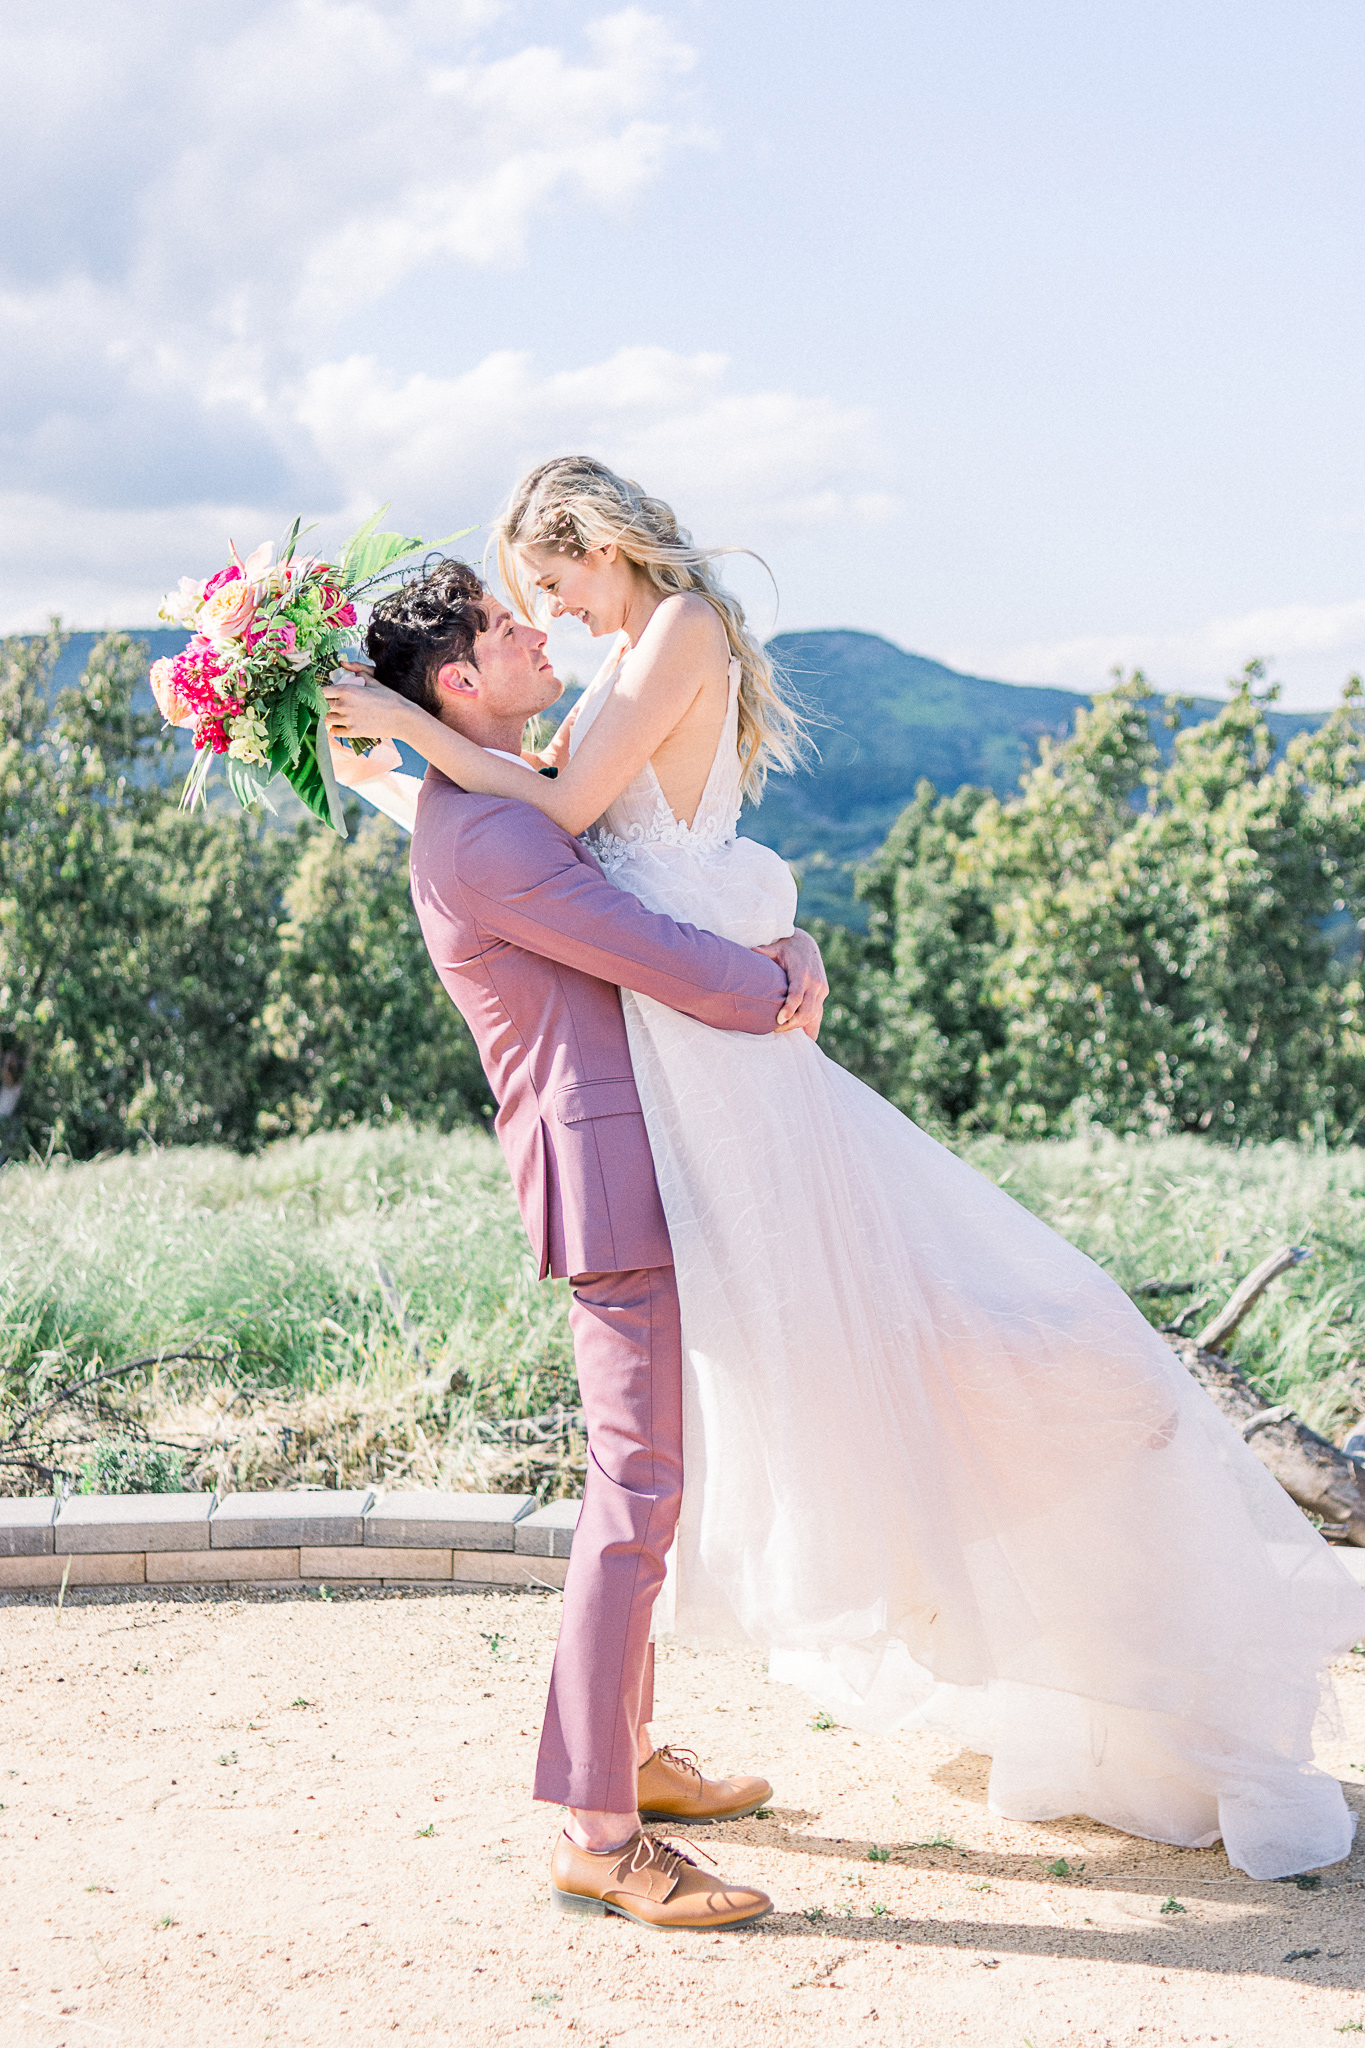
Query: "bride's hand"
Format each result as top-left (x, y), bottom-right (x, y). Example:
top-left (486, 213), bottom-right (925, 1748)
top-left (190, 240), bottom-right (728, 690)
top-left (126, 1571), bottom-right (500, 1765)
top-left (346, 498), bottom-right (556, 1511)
top-left (755, 929), bottom-right (828, 1040)
top-left (323, 666), bottom-right (420, 744)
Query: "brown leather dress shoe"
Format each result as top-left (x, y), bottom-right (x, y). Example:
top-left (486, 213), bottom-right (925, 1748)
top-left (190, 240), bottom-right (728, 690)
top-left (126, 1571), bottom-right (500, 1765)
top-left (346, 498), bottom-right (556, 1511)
top-left (637, 1744), bottom-right (773, 1824)
top-left (551, 1828), bottom-right (772, 1930)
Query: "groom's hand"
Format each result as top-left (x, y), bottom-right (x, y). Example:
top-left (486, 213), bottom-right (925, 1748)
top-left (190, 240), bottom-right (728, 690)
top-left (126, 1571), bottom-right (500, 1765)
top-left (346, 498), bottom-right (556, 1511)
top-left (755, 929), bottom-right (828, 1040)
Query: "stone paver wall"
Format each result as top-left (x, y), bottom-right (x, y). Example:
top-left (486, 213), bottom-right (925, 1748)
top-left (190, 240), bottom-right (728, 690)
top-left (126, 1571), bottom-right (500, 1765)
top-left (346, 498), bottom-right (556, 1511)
top-left (4, 1490), bottom-right (1362, 1600)
top-left (0, 1490), bottom-right (581, 1592)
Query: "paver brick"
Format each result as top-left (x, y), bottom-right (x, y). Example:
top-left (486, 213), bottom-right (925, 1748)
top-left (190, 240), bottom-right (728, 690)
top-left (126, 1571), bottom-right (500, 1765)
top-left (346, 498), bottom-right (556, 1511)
top-left (0, 1497), bottom-right (57, 1557)
top-left (54, 1492), bottom-right (216, 1553)
top-left (364, 1491), bottom-right (533, 1551)
top-left (0, 1552), bottom-right (145, 1589)
top-left (513, 1500), bottom-right (580, 1558)
top-left (300, 1546), bottom-right (452, 1580)
top-left (210, 1490), bottom-right (372, 1548)
top-left (146, 1548), bottom-right (300, 1584)
top-left (450, 1549), bottom-right (568, 1590)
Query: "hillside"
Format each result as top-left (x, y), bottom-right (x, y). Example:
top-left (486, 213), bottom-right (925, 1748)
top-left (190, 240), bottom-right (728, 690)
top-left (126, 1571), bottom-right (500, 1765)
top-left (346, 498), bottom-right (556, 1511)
top-left (41, 626), bottom-right (1328, 926)
top-left (746, 632), bottom-right (1325, 923)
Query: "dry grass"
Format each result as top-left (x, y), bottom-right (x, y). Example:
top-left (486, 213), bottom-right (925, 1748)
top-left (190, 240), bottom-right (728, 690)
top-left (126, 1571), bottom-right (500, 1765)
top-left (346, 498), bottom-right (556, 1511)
top-left (5, 1120), bottom-right (1365, 1501)
top-left (0, 1124), bottom-right (581, 1497)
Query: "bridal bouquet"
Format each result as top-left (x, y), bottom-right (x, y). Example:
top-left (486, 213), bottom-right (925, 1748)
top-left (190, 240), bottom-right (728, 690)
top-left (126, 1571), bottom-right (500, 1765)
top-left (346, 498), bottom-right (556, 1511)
top-left (151, 512), bottom-right (461, 834)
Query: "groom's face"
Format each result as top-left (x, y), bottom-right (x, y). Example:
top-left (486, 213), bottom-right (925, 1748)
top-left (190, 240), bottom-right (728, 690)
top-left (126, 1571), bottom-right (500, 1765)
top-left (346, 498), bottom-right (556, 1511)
top-left (435, 598), bottom-right (564, 725)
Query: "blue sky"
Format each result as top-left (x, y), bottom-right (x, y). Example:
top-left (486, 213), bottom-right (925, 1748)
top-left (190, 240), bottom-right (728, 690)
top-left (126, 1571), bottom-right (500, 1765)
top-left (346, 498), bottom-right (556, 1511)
top-left (2, 0), bottom-right (1362, 705)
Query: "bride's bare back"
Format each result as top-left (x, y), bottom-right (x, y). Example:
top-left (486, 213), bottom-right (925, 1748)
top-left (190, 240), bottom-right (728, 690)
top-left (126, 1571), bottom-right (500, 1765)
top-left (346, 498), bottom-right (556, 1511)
top-left (588, 594), bottom-right (733, 830)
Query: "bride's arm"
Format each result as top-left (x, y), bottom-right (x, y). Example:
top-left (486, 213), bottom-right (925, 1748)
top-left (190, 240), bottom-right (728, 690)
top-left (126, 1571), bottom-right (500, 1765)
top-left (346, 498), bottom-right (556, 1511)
top-left (327, 736), bottom-right (425, 835)
top-left (533, 701), bottom-right (578, 772)
top-left (322, 597), bottom-right (720, 834)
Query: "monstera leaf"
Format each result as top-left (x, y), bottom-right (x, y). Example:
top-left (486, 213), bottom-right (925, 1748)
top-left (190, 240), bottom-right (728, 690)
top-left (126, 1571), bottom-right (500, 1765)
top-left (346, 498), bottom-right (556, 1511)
top-left (271, 707), bottom-right (347, 836)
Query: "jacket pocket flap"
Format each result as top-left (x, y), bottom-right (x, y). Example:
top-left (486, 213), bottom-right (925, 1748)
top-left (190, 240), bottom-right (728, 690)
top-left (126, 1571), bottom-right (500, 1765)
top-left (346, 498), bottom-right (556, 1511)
top-left (554, 1079), bottom-right (641, 1124)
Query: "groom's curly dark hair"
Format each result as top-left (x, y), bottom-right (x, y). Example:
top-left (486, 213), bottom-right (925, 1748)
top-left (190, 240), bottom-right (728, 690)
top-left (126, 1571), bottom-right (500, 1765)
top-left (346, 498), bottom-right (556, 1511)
top-left (365, 558), bottom-right (489, 715)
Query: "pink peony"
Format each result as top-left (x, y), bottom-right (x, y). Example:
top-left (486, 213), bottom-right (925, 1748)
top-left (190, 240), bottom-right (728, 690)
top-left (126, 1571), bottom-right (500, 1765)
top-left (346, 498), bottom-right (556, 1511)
top-left (200, 575), bottom-right (260, 647)
top-left (171, 638), bottom-right (243, 731)
top-left (149, 657), bottom-right (196, 729)
top-left (332, 601), bottom-right (357, 627)
top-left (202, 565), bottom-right (243, 599)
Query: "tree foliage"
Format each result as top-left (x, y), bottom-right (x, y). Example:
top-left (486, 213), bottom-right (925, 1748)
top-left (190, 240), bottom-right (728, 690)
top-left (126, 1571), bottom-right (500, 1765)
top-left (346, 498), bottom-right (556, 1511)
top-left (817, 669), bottom-right (1365, 1142)
top-left (1, 630), bottom-right (490, 1161)
top-left (1, 625), bottom-right (170, 1155)
top-left (257, 811), bottom-right (493, 1137)
top-left (9, 628), bottom-right (1365, 1160)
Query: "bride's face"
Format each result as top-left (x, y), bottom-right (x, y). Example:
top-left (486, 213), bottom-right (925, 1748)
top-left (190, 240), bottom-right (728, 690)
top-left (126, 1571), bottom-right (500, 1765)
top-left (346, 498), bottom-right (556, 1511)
top-left (519, 543), bottom-right (640, 638)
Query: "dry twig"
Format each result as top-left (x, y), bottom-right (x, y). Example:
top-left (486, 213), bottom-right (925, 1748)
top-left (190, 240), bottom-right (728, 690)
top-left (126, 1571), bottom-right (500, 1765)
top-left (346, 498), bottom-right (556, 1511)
top-left (1195, 1245), bottom-right (1310, 1353)
top-left (1164, 1247), bottom-right (1365, 1544)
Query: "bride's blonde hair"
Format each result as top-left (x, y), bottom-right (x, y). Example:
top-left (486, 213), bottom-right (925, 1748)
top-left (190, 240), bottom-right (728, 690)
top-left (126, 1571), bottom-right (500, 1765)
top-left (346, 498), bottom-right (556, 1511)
top-left (493, 455), bottom-right (808, 802)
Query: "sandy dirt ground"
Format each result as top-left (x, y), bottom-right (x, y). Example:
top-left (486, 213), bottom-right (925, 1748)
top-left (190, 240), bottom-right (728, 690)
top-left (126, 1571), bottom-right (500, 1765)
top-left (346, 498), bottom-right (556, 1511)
top-left (2, 1584), bottom-right (1364, 2048)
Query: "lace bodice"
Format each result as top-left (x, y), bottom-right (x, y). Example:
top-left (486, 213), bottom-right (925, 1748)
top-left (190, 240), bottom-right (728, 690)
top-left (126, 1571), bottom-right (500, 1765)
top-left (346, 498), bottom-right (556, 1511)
top-left (568, 645), bottom-right (745, 862)
top-left (566, 639), bottom-right (797, 949)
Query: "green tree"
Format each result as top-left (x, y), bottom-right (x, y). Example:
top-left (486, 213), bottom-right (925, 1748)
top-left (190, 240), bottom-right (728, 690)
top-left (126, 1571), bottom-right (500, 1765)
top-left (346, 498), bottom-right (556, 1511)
top-left (0, 626), bottom-right (169, 1156)
top-left (0, 625), bottom-right (306, 1157)
top-left (982, 673), bottom-right (1365, 1138)
top-left (258, 811), bottom-right (493, 1136)
top-left (851, 781), bottom-right (1005, 1124)
top-left (119, 811), bottom-right (300, 1148)
top-left (818, 668), bottom-right (1365, 1143)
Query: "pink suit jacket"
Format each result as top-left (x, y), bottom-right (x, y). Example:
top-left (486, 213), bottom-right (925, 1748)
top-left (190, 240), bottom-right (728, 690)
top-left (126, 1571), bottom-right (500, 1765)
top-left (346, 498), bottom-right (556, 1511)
top-left (408, 766), bottom-right (788, 1280)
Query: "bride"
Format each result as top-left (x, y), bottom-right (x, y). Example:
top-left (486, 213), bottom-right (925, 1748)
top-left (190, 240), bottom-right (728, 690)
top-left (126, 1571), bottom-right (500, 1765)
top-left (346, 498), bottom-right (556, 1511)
top-left (323, 454), bottom-right (1365, 1880)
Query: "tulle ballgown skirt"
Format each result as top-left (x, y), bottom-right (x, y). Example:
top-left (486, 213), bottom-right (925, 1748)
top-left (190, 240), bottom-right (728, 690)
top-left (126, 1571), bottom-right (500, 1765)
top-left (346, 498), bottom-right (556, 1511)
top-left (602, 834), bottom-right (1365, 1881)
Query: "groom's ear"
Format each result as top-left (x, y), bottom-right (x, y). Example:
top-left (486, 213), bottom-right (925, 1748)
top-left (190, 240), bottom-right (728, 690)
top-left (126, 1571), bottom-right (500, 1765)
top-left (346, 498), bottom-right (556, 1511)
top-left (435, 660), bottom-right (478, 700)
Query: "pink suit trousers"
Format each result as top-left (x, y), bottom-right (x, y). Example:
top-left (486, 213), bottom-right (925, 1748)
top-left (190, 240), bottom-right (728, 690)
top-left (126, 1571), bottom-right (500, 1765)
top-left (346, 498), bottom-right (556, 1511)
top-left (407, 772), bottom-right (786, 1814)
top-left (532, 1266), bottom-right (683, 1812)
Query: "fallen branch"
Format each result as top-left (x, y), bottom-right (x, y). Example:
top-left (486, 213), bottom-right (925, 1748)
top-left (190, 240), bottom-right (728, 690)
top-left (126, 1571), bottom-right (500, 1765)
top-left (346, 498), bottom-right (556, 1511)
top-left (1160, 1246), bottom-right (1365, 1543)
top-left (0, 1347), bottom-right (237, 1491)
top-left (1170, 1334), bottom-right (1365, 1545)
top-left (1195, 1244), bottom-right (1310, 1353)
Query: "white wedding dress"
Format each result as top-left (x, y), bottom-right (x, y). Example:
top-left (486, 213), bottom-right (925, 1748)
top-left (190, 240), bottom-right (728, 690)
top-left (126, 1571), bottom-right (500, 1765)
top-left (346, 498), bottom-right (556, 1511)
top-left (557, 645), bottom-right (1365, 1881)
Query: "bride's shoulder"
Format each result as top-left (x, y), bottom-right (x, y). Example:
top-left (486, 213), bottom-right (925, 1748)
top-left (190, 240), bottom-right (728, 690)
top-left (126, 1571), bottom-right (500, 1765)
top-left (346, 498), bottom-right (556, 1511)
top-left (637, 590), bottom-right (727, 660)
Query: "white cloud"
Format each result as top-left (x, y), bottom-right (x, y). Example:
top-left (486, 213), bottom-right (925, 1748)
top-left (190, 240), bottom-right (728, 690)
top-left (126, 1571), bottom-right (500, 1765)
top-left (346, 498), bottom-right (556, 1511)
top-left (296, 344), bottom-right (895, 535)
top-left (950, 596), bottom-right (1365, 711)
top-left (0, 342), bottom-right (893, 631)
top-left (0, 491), bottom-right (293, 633)
top-left (0, 2), bottom-right (890, 639)
top-left (0, 3), bottom-right (702, 527)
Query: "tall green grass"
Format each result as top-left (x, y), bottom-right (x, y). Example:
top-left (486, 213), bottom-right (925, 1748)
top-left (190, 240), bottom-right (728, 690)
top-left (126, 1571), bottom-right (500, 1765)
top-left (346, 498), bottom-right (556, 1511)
top-left (965, 1130), bottom-right (1365, 1436)
top-left (0, 1124), bottom-right (575, 1418)
top-left (4, 1124), bottom-right (1363, 1479)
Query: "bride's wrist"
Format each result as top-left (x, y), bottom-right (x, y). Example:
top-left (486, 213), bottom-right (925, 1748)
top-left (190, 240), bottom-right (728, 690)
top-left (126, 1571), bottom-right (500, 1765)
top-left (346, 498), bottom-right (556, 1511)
top-left (394, 701), bottom-right (442, 748)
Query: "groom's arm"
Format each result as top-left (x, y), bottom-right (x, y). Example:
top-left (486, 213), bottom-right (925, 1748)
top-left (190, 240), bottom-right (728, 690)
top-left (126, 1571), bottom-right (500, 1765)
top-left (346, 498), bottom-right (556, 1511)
top-left (444, 804), bottom-right (788, 1033)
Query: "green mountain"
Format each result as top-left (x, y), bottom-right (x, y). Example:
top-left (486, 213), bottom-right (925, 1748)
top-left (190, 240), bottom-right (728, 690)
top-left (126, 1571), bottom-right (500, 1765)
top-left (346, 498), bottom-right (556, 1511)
top-left (42, 626), bottom-right (1328, 928)
top-left (745, 631), bottom-right (1325, 925)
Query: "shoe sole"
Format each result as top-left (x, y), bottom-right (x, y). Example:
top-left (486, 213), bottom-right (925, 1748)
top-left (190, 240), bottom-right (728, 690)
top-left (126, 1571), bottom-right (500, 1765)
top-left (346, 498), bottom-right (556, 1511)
top-left (552, 1886), bottom-right (772, 1930)
top-left (637, 1795), bottom-right (770, 1826)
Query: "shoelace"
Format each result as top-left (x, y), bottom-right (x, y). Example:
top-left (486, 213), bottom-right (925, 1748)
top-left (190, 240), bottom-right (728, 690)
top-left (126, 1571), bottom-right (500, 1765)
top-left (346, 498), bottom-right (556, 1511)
top-left (615, 1831), bottom-right (717, 1886)
top-left (653, 1743), bottom-right (704, 1785)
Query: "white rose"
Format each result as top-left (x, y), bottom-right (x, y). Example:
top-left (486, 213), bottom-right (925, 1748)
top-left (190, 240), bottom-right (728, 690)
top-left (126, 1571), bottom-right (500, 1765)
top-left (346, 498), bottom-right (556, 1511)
top-left (157, 578), bottom-right (205, 627)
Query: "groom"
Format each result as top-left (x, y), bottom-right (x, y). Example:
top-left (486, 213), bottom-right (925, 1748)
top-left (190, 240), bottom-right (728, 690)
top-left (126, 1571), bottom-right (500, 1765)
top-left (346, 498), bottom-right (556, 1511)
top-left (347, 560), bottom-right (826, 1932)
